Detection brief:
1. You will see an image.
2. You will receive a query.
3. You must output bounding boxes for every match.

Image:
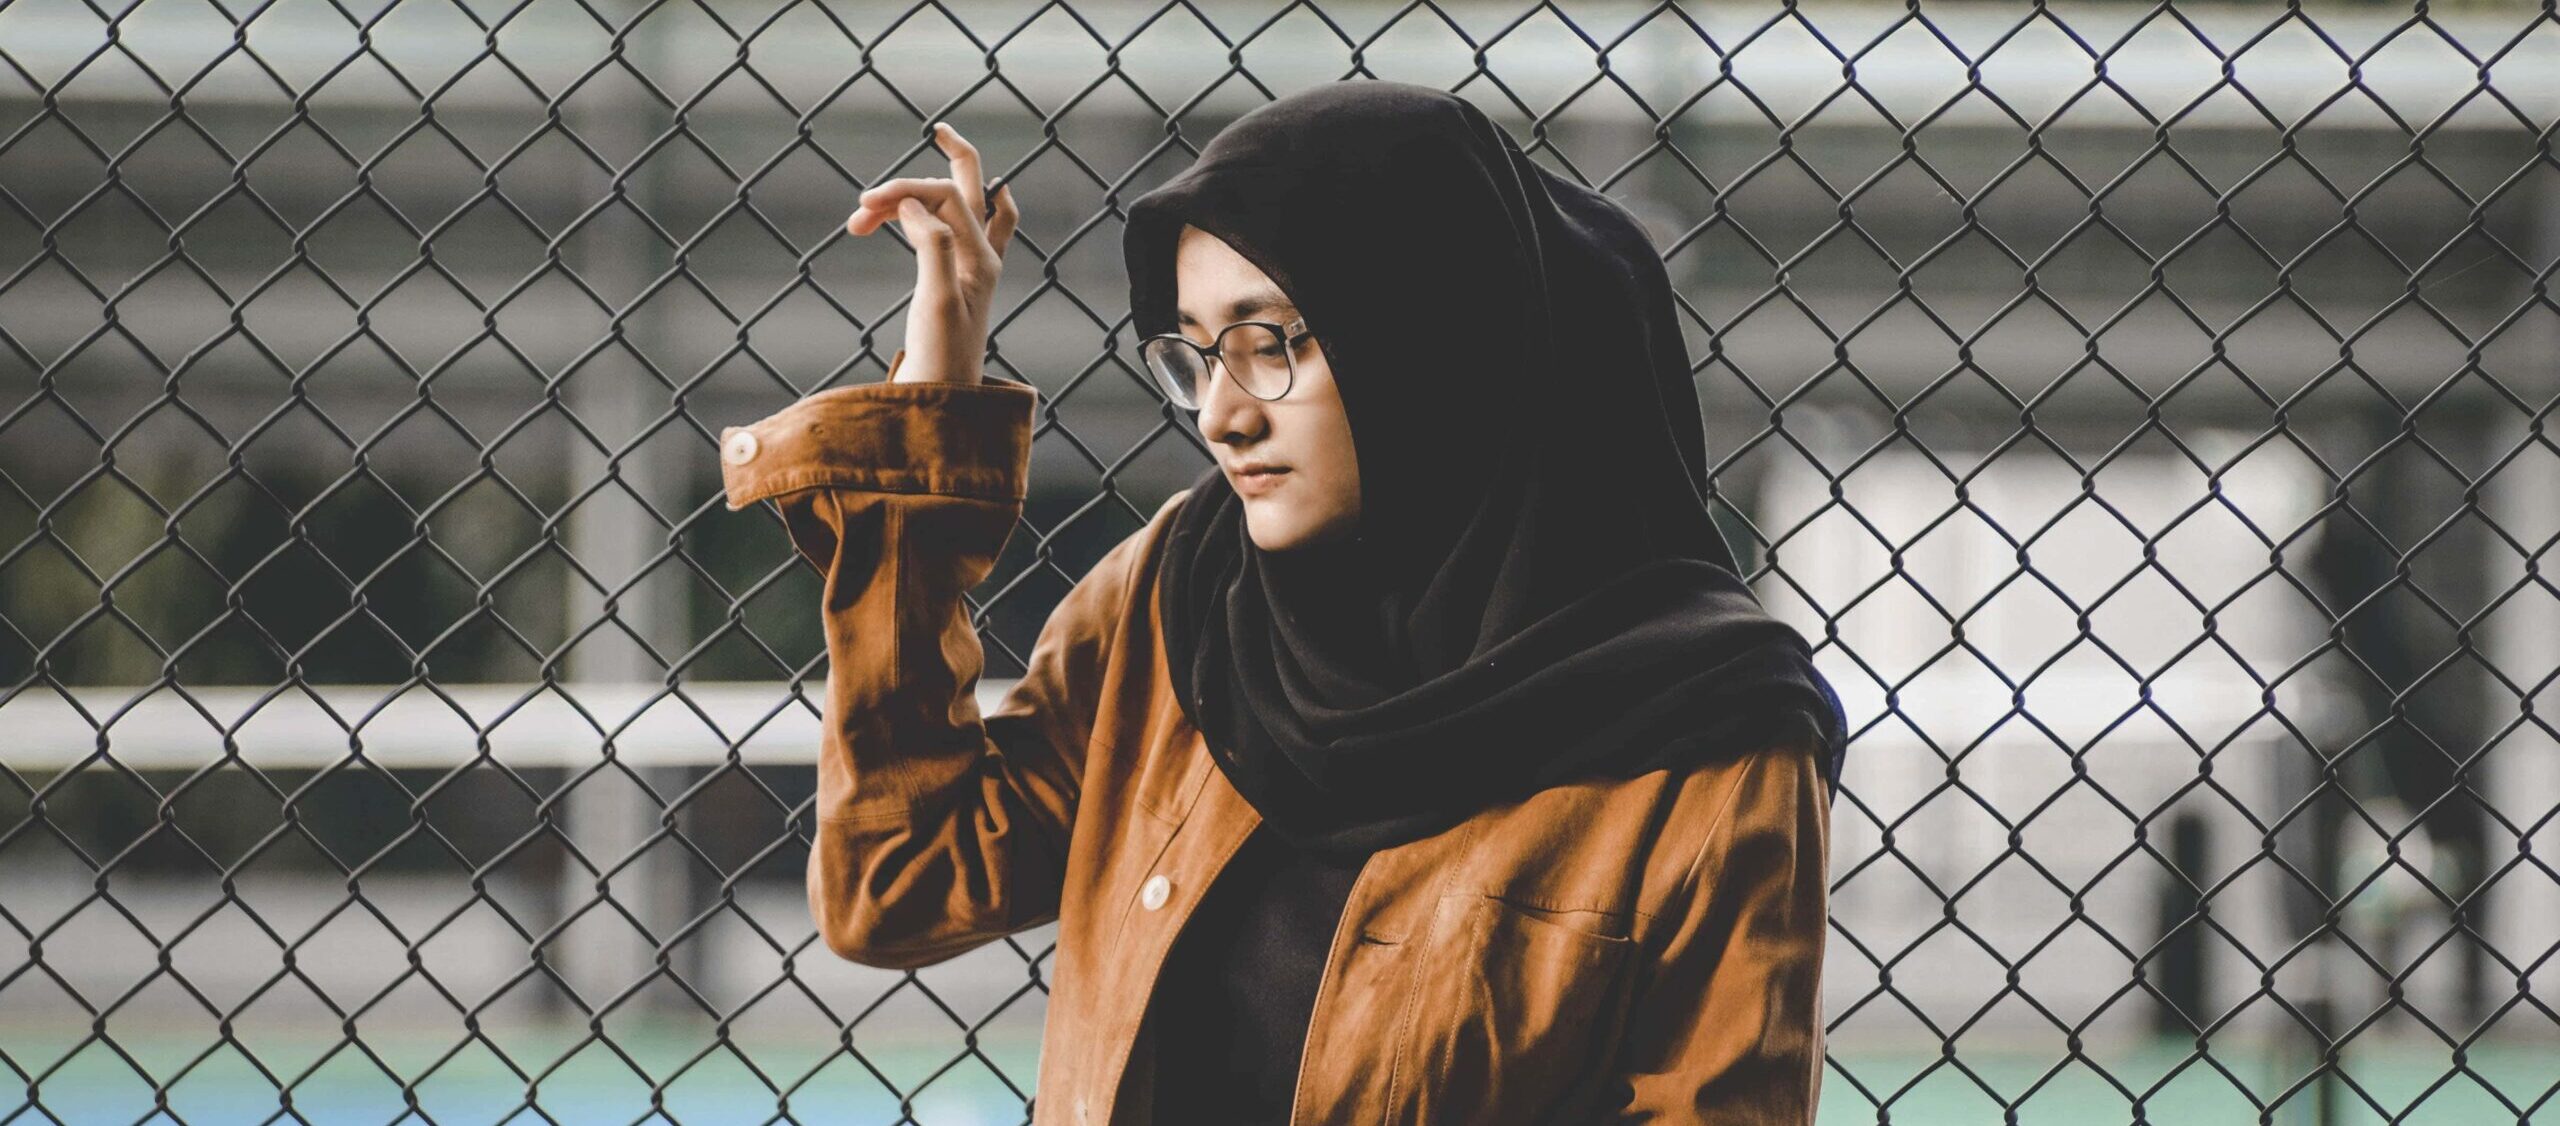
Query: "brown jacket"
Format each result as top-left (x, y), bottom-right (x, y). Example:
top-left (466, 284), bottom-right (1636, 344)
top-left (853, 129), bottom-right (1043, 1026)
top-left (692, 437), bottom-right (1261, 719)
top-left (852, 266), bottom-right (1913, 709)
top-left (718, 350), bottom-right (1833, 1125)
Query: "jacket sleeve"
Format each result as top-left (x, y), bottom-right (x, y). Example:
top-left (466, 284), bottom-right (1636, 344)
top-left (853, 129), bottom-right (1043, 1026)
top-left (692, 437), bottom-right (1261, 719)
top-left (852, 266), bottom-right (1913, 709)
top-left (1606, 735), bottom-right (1834, 1123)
top-left (718, 348), bottom-right (1127, 970)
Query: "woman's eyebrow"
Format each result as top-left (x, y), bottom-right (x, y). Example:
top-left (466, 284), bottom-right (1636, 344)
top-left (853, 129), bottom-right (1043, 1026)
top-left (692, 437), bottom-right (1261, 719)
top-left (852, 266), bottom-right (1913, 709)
top-left (1177, 288), bottom-right (1296, 326)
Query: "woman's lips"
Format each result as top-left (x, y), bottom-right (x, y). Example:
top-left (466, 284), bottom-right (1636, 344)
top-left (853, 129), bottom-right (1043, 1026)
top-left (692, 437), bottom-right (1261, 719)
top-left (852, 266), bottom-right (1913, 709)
top-left (1235, 467), bottom-right (1291, 496)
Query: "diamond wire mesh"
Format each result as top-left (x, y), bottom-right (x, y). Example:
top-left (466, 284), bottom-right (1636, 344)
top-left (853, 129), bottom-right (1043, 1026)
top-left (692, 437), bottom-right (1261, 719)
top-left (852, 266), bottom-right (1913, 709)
top-left (3, 0), bottom-right (2559, 1122)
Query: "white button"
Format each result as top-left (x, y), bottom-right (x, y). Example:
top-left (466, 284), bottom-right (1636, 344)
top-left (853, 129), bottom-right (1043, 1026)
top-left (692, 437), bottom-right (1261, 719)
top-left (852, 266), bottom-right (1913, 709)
top-left (722, 430), bottom-right (760, 465)
top-left (1140, 874), bottom-right (1171, 910)
top-left (1074, 1096), bottom-right (1089, 1124)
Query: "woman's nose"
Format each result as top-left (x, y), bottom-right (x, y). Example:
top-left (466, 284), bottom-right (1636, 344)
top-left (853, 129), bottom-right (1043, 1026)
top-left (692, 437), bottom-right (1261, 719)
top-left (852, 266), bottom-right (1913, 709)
top-left (1195, 357), bottom-right (1268, 443)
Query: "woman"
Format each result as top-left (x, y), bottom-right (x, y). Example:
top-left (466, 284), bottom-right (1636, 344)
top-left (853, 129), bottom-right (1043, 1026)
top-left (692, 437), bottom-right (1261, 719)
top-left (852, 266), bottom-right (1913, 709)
top-left (717, 80), bottom-right (1848, 1125)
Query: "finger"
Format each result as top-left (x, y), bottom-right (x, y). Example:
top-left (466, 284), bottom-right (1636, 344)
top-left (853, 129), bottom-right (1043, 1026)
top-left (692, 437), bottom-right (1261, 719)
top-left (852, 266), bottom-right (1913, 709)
top-left (859, 178), bottom-right (986, 246)
top-left (849, 177), bottom-right (939, 236)
top-left (849, 177), bottom-right (947, 235)
top-left (932, 122), bottom-right (987, 223)
top-left (985, 181), bottom-right (1018, 258)
top-left (848, 188), bottom-right (904, 237)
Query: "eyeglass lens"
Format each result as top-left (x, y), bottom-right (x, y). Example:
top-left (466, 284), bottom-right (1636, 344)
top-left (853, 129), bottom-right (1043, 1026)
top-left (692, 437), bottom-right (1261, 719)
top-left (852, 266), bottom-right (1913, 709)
top-left (1143, 323), bottom-right (1292, 409)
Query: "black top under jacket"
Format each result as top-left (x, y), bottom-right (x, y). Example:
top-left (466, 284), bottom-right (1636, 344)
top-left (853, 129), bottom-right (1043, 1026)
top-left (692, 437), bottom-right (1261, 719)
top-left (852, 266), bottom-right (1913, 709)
top-left (1140, 823), bottom-right (1368, 1122)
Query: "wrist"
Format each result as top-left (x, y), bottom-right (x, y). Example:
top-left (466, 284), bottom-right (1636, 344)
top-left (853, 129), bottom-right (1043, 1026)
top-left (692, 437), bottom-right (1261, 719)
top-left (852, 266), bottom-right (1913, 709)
top-left (879, 347), bottom-right (984, 385)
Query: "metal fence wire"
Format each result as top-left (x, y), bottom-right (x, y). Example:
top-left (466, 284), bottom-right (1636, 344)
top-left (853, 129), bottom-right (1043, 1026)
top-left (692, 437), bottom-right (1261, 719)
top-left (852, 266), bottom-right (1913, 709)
top-left (5, 0), bottom-right (2560, 1122)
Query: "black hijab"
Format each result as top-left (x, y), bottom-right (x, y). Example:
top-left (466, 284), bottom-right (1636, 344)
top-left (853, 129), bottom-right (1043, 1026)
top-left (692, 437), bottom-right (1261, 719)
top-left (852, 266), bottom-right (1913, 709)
top-left (1127, 80), bottom-right (1848, 862)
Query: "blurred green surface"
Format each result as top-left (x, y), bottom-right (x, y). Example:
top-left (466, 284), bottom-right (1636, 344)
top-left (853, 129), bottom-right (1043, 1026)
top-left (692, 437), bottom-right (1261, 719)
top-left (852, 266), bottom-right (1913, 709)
top-left (4, 1023), bottom-right (2553, 1124)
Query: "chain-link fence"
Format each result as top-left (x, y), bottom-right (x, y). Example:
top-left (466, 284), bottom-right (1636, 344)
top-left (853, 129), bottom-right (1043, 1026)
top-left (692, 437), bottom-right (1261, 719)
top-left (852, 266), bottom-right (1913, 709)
top-left (6, 0), bottom-right (2559, 1121)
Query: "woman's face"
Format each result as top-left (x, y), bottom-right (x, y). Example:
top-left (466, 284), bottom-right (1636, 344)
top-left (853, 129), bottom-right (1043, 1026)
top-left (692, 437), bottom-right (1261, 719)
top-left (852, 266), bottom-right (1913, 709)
top-left (1174, 224), bottom-right (1362, 552)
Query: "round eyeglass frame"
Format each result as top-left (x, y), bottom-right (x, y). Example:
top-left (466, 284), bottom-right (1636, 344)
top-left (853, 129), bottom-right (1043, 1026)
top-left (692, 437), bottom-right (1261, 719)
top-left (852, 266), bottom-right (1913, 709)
top-left (1140, 316), bottom-right (1314, 411)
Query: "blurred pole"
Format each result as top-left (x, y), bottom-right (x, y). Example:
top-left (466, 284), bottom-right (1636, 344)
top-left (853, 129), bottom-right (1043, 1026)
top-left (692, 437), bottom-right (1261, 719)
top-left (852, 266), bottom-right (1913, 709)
top-left (2151, 809), bottom-right (2210, 1037)
top-left (2286, 405), bottom-right (2387, 1126)
top-left (2270, 744), bottom-right (2346, 1126)
top-left (555, 0), bottom-right (697, 1021)
top-left (2476, 181), bottom-right (2560, 1037)
top-left (2383, 405), bottom-right (2494, 1033)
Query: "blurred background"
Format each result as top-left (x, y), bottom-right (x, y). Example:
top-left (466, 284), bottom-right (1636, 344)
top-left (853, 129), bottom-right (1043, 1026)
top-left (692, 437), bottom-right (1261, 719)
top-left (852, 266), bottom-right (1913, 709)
top-left (4, 0), bottom-right (2558, 1121)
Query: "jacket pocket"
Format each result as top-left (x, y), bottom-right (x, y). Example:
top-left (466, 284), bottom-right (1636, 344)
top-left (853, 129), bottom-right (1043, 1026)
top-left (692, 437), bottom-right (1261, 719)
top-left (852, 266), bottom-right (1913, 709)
top-left (1393, 891), bottom-right (1638, 1124)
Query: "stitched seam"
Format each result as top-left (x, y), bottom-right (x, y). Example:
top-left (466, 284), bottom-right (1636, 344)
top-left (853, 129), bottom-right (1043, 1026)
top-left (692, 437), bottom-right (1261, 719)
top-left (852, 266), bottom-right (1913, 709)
top-left (817, 804), bottom-right (929, 825)
top-left (837, 924), bottom-right (1000, 967)
top-left (1583, 750), bottom-right (1778, 1106)
top-left (1479, 892), bottom-right (1641, 943)
top-left (1482, 890), bottom-right (1635, 919)
top-left (883, 494), bottom-right (907, 808)
top-left (1103, 506), bottom-right (1157, 754)
top-left (1119, 495), bottom-right (1191, 822)
top-left (730, 472), bottom-right (1023, 508)
top-left (1378, 816), bottom-right (1485, 1121)
top-left (806, 377), bottom-right (1037, 401)
top-left (1660, 746), bottom-right (1771, 952)
top-left (1378, 898), bottom-right (1440, 1119)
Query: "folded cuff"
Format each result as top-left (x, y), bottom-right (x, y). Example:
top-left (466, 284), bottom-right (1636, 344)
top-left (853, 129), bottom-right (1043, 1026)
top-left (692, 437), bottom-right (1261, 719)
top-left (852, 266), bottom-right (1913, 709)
top-left (720, 348), bottom-right (1039, 510)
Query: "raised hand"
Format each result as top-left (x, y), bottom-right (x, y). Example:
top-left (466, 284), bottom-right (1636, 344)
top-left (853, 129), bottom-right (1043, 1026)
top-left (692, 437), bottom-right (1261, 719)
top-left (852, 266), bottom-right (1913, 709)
top-left (845, 122), bottom-right (1020, 385)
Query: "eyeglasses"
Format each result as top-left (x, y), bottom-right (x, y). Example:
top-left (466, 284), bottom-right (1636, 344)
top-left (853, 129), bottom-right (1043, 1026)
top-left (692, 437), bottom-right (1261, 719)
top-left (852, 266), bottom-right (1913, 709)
top-left (1139, 316), bottom-right (1314, 411)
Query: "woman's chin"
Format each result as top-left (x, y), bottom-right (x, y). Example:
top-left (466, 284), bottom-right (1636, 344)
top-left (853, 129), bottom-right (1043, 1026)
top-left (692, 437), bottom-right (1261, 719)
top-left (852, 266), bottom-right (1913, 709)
top-left (1246, 524), bottom-right (1297, 553)
top-left (1244, 508), bottom-right (1309, 553)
